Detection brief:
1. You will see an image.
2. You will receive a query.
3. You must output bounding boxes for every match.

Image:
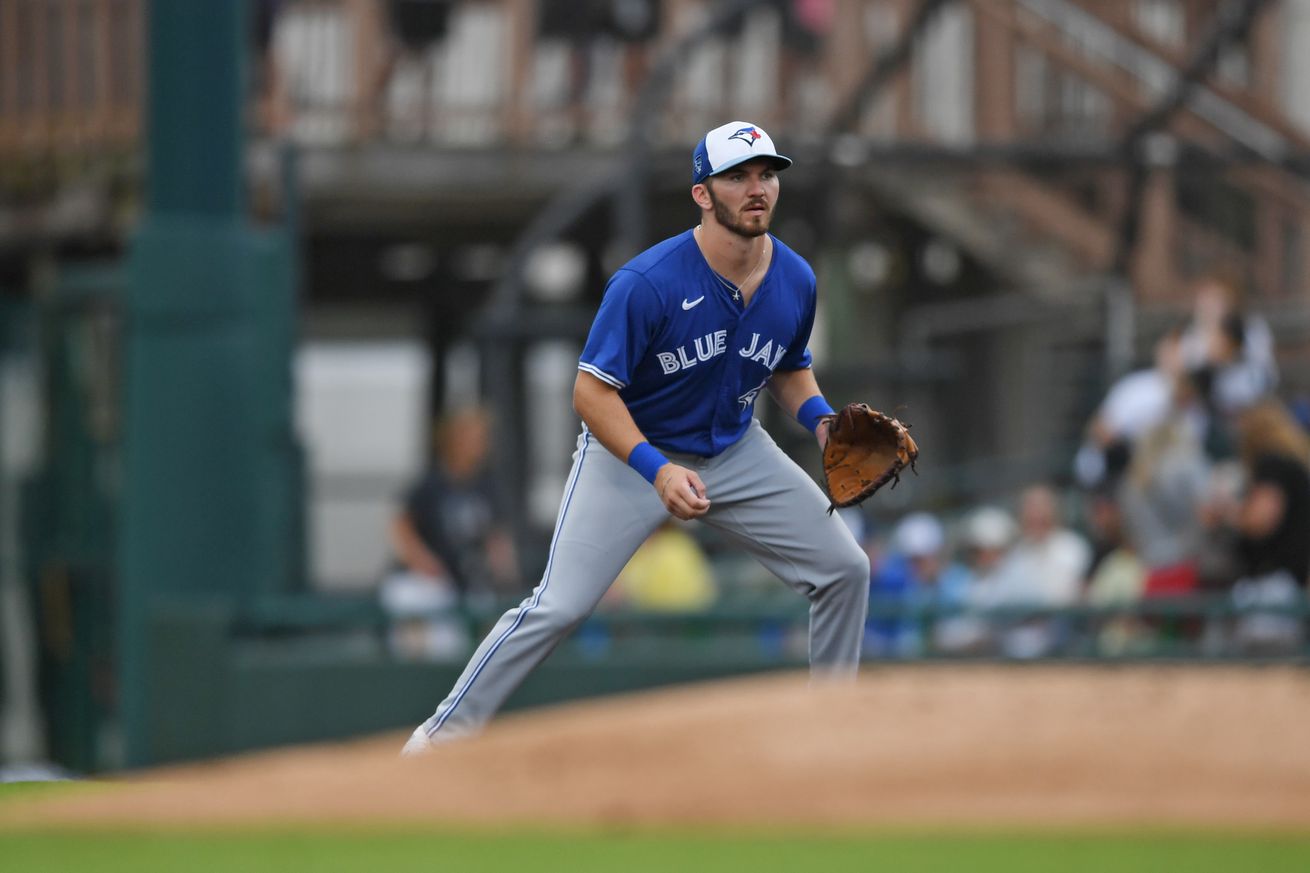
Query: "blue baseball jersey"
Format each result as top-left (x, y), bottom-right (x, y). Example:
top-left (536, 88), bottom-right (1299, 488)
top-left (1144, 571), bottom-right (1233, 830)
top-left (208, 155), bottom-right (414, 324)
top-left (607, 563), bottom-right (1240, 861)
top-left (578, 229), bottom-right (817, 457)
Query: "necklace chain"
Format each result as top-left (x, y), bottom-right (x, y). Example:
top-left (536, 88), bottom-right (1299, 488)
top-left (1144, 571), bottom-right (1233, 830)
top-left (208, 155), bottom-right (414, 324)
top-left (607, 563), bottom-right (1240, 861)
top-left (696, 225), bottom-right (766, 302)
top-left (710, 271), bottom-right (742, 301)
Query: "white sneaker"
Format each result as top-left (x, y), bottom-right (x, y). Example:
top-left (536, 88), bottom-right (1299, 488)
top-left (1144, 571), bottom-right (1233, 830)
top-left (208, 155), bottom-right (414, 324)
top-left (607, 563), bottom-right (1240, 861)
top-left (400, 726), bottom-right (435, 758)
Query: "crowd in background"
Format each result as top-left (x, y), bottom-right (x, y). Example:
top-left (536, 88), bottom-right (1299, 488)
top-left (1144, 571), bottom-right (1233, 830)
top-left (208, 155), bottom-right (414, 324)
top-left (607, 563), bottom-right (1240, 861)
top-left (380, 271), bottom-right (1310, 661)
top-left (861, 272), bottom-right (1310, 660)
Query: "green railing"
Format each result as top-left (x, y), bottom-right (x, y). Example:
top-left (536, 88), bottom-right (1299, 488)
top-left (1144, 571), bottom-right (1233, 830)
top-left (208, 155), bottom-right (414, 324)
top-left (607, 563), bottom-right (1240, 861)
top-left (233, 591), bottom-right (1310, 664)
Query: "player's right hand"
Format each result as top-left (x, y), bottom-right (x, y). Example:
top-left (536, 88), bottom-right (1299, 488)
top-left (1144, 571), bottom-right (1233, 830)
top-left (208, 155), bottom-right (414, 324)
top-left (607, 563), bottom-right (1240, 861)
top-left (655, 464), bottom-right (710, 520)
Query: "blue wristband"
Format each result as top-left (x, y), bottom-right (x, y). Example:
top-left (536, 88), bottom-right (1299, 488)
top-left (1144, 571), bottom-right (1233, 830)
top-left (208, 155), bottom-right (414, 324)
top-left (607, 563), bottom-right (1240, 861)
top-left (797, 395), bottom-right (835, 433)
top-left (627, 441), bottom-right (669, 484)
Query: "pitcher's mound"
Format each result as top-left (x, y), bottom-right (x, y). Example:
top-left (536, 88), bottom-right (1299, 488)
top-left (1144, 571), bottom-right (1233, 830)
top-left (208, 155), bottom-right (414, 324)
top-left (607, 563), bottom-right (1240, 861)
top-left (10, 666), bottom-right (1310, 829)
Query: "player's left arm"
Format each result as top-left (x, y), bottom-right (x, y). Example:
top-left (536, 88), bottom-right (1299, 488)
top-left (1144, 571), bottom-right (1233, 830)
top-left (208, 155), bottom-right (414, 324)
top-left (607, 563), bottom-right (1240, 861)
top-left (767, 367), bottom-right (833, 449)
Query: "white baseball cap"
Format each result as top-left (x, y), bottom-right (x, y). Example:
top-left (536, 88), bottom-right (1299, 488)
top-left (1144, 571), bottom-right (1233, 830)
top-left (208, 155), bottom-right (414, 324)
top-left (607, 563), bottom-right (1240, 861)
top-left (963, 507), bottom-right (1017, 550)
top-left (692, 121), bottom-right (792, 185)
top-left (894, 512), bottom-right (944, 557)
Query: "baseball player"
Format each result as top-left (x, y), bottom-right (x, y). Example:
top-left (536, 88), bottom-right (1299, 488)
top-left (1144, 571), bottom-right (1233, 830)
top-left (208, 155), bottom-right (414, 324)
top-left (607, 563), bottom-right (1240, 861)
top-left (403, 121), bottom-right (870, 754)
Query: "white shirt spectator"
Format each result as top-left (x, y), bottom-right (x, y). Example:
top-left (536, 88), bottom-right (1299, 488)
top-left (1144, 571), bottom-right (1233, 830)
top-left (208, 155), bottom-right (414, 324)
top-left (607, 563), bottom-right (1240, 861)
top-left (993, 528), bottom-right (1092, 607)
top-left (1097, 369), bottom-right (1173, 442)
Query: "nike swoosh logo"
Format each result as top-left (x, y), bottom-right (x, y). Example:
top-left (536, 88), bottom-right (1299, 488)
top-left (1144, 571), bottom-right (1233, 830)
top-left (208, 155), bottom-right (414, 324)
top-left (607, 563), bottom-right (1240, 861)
top-left (682, 296), bottom-right (705, 310)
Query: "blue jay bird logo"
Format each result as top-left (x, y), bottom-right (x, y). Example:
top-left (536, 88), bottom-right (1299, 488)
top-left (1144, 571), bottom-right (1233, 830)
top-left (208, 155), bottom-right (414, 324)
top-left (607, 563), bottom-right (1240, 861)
top-left (728, 126), bottom-right (762, 147)
top-left (737, 378), bottom-right (768, 410)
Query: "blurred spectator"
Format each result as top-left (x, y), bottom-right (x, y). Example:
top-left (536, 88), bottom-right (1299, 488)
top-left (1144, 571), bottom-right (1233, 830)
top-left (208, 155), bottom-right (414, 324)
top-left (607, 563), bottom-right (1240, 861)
top-left (778, 0), bottom-right (835, 123)
top-left (380, 406), bottom-right (519, 660)
top-left (950, 506), bottom-right (1019, 655)
top-left (999, 484), bottom-right (1093, 605)
top-left (1180, 272), bottom-right (1277, 430)
top-left (1084, 546), bottom-right (1146, 610)
top-left (1073, 326), bottom-right (1188, 490)
top-left (536, 0), bottom-right (608, 140)
top-left (1085, 545), bottom-right (1149, 656)
top-left (1081, 483), bottom-right (1150, 655)
top-left (1228, 400), bottom-right (1310, 653)
top-left (959, 506), bottom-right (1017, 593)
top-left (379, 0), bottom-right (454, 141)
top-left (865, 512), bottom-right (969, 658)
top-left (1082, 484), bottom-right (1127, 578)
top-left (605, 520), bottom-right (718, 612)
top-left (988, 484), bottom-right (1092, 658)
top-left (1116, 373), bottom-right (1211, 598)
top-left (1194, 460), bottom-right (1246, 592)
top-left (603, 0), bottom-right (663, 108)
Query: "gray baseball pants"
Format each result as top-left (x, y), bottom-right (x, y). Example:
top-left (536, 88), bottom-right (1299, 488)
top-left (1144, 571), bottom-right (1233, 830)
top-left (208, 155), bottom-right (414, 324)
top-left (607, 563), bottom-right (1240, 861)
top-left (415, 419), bottom-right (870, 740)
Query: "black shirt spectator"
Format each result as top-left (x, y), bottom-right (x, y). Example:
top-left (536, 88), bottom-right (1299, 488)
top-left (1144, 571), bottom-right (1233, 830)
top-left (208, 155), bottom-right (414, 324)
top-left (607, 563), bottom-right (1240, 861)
top-left (1238, 453), bottom-right (1310, 584)
top-left (1234, 400), bottom-right (1310, 586)
top-left (388, 407), bottom-right (518, 600)
top-left (400, 466), bottom-right (503, 597)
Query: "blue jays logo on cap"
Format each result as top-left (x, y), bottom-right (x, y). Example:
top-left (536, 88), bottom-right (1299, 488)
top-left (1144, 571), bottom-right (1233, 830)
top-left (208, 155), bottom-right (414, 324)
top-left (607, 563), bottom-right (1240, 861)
top-left (728, 126), bottom-right (763, 147)
top-left (692, 120), bottom-right (793, 185)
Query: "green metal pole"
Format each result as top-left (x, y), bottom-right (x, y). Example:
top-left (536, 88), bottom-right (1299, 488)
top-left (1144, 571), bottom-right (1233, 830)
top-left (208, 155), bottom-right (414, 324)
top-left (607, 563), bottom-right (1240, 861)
top-left (119, 0), bottom-right (298, 767)
top-left (144, 2), bottom-right (245, 217)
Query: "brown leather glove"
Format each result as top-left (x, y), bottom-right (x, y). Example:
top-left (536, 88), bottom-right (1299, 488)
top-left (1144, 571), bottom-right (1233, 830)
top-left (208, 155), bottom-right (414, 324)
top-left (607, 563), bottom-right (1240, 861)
top-left (821, 403), bottom-right (919, 513)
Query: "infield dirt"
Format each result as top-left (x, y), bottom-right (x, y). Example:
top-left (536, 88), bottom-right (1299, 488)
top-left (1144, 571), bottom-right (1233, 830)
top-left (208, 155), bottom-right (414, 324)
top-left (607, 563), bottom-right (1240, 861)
top-left (6, 666), bottom-right (1310, 829)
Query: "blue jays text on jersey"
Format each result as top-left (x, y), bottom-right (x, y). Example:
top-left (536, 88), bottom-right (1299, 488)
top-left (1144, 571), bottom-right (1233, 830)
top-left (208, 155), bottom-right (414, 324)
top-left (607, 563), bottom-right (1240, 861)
top-left (578, 229), bottom-right (817, 457)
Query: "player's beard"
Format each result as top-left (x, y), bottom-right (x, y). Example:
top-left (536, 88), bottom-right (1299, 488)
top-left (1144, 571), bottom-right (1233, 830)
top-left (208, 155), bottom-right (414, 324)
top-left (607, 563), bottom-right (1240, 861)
top-left (706, 184), bottom-right (773, 239)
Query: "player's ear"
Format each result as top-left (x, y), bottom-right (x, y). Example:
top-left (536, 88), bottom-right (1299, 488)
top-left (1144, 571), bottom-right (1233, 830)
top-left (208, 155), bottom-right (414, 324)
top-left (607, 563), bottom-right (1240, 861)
top-left (691, 183), bottom-right (712, 211)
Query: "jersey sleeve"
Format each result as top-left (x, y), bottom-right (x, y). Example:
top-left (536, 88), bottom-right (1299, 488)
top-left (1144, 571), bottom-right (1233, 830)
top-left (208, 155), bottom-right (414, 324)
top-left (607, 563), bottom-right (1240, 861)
top-left (775, 273), bottom-right (817, 371)
top-left (578, 270), bottom-right (663, 388)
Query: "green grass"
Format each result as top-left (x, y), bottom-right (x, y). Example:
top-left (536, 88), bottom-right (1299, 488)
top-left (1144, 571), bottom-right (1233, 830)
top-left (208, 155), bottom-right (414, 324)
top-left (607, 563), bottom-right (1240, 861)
top-left (2, 830), bottom-right (1309, 873)
top-left (0, 780), bottom-right (87, 803)
top-left (4, 784), bottom-right (1307, 872)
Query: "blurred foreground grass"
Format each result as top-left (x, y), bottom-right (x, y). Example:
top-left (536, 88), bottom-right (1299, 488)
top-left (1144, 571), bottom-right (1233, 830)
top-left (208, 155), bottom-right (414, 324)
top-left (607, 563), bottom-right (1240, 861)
top-left (5, 779), bottom-right (1308, 872)
top-left (2, 827), bottom-right (1310, 872)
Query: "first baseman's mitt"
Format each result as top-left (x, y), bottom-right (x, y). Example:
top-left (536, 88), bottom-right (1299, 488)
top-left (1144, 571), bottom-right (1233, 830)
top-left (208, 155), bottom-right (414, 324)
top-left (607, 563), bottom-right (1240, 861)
top-left (820, 403), bottom-right (918, 512)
